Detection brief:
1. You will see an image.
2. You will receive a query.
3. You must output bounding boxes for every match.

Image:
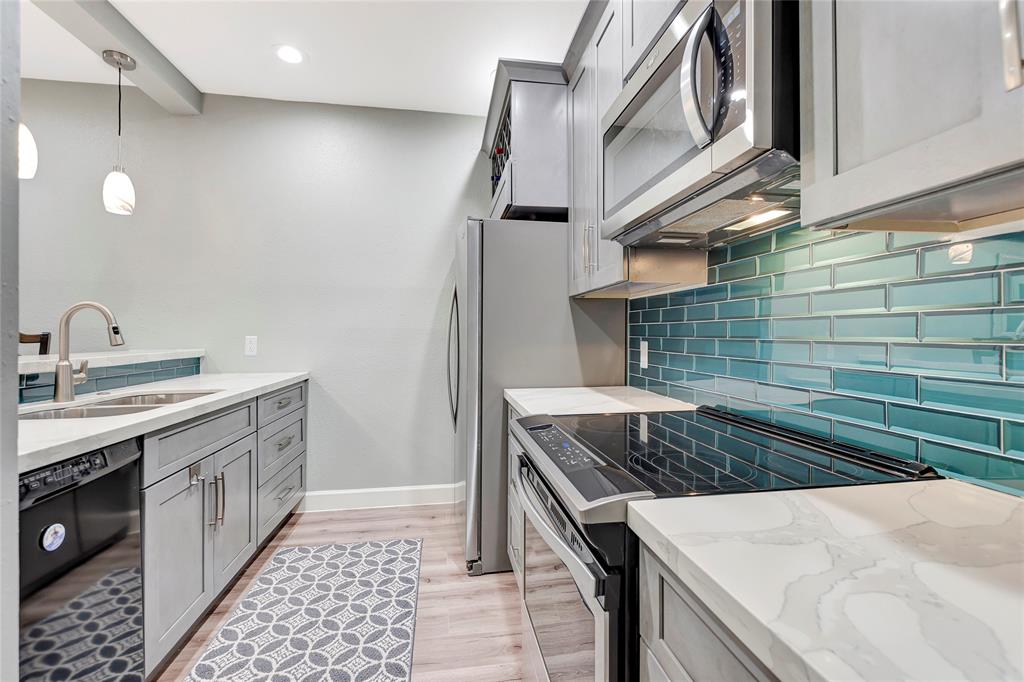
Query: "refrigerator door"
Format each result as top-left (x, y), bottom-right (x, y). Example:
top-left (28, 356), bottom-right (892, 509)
top-left (455, 219), bottom-right (483, 571)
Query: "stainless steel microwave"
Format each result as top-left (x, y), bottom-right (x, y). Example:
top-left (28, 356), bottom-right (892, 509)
top-left (601, 0), bottom-right (800, 248)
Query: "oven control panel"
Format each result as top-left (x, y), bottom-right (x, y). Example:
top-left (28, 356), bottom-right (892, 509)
top-left (524, 423), bottom-right (599, 473)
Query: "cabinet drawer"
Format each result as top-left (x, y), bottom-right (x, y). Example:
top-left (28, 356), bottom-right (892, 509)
top-left (257, 452), bottom-right (305, 544)
top-left (640, 545), bottom-right (773, 682)
top-left (640, 638), bottom-right (685, 682)
top-left (507, 480), bottom-right (524, 594)
top-left (257, 408), bottom-right (306, 485)
top-left (143, 400), bottom-right (256, 488)
top-left (258, 382), bottom-right (306, 427)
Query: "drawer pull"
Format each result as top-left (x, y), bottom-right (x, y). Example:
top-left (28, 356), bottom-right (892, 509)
top-left (217, 472), bottom-right (226, 526)
top-left (275, 397), bottom-right (293, 410)
top-left (276, 435), bottom-right (295, 452)
top-left (274, 486), bottom-right (295, 502)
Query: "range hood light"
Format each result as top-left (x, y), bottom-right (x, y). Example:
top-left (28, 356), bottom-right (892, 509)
top-left (724, 208), bottom-right (792, 231)
top-left (658, 236), bottom-right (695, 244)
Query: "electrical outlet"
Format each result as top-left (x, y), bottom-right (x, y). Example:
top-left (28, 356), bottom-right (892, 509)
top-left (244, 336), bottom-right (258, 356)
top-left (640, 340), bottom-right (649, 369)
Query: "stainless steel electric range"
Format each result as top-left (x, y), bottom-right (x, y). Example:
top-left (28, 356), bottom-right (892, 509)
top-left (509, 406), bottom-right (942, 682)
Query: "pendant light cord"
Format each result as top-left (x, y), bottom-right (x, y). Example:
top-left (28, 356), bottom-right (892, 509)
top-left (117, 67), bottom-right (122, 137)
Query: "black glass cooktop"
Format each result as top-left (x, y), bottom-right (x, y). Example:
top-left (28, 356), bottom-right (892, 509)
top-left (531, 407), bottom-right (938, 498)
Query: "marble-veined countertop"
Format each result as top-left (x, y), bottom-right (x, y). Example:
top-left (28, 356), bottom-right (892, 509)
top-left (18, 372), bottom-right (308, 473)
top-left (504, 386), bottom-right (695, 416)
top-left (629, 479), bottom-right (1024, 681)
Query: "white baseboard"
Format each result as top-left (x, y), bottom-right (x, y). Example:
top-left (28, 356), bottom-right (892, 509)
top-left (299, 482), bottom-right (462, 512)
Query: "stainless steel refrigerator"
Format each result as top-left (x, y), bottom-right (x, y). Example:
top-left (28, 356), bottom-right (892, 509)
top-left (448, 218), bottom-right (625, 575)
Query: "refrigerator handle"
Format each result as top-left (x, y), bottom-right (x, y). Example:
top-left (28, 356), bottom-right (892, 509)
top-left (446, 286), bottom-right (460, 429)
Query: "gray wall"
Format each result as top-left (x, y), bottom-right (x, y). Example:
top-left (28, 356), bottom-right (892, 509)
top-left (20, 79), bottom-right (490, 491)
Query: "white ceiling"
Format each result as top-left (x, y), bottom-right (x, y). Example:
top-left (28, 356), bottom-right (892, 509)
top-left (21, 0), bottom-right (588, 117)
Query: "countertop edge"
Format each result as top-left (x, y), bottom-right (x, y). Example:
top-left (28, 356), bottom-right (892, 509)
top-left (18, 372), bottom-right (309, 473)
top-left (503, 386), bottom-right (695, 417)
top-left (19, 348), bottom-right (207, 375)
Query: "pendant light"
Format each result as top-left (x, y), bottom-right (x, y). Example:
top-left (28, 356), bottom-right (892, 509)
top-left (102, 50), bottom-right (136, 216)
top-left (18, 123), bottom-right (38, 180)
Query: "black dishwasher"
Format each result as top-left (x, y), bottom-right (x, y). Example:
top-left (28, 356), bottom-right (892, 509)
top-left (19, 438), bottom-right (144, 681)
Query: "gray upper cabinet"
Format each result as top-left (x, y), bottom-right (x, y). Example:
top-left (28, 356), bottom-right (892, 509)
top-left (622, 0), bottom-right (683, 80)
top-left (142, 458), bottom-right (215, 675)
top-left (801, 0), bottom-right (1024, 231)
top-left (212, 433), bottom-right (258, 592)
top-left (569, 43), bottom-right (598, 296)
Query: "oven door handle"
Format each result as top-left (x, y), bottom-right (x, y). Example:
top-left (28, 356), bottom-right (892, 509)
top-left (516, 460), bottom-right (607, 604)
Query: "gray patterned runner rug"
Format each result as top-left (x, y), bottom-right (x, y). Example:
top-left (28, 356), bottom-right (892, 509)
top-left (187, 539), bottom-right (423, 682)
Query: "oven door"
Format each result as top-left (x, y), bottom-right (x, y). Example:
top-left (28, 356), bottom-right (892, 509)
top-left (517, 458), bottom-right (611, 681)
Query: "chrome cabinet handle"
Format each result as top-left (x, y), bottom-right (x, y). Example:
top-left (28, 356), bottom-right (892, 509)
top-left (999, 0), bottom-right (1023, 90)
top-left (588, 223), bottom-right (598, 270)
top-left (216, 472), bottom-right (225, 526)
top-left (207, 478), bottom-right (218, 527)
top-left (680, 5), bottom-right (715, 149)
top-left (274, 485), bottom-right (295, 502)
top-left (275, 397), bottom-right (293, 410)
top-left (583, 225), bottom-right (592, 273)
top-left (276, 435), bottom-right (295, 452)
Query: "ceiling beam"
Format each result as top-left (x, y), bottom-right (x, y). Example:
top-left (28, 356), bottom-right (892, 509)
top-left (32, 0), bottom-right (203, 115)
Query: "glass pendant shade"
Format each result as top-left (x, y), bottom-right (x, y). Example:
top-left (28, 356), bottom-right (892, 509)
top-left (18, 123), bottom-right (37, 180)
top-left (103, 167), bottom-right (135, 215)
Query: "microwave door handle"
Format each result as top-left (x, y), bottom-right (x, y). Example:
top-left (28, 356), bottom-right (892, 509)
top-left (680, 5), bottom-right (715, 149)
top-left (515, 461), bottom-right (604, 602)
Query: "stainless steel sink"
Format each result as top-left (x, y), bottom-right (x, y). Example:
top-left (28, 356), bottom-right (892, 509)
top-left (19, 390), bottom-right (221, 419)
top-left (20, 404), bottom-right (162, 419)
top-left (91, 391), bottom-right (219, 407)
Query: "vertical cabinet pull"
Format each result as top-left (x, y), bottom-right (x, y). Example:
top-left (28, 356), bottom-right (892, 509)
top-left (217, 472), bottom-right (226, 526)
top-left (207, 478), bottom-right (218, 527)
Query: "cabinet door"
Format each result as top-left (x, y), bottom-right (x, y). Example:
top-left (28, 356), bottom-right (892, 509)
top-left (213, 433), bottom-right (258, 591)
top-left (569, 46), bottom-right (597, 296)
top-left (142, 457), bottom-right (215, 674)
top-left (801, 0), bottom-right (1024, 228)
top-left (622, 0), bottom-right (683, 79)
top-left (592, 0), bottom-right (628, 292)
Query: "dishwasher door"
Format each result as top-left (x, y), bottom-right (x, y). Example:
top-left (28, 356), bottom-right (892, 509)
top-left (19, 439), bottom-right (144, 681)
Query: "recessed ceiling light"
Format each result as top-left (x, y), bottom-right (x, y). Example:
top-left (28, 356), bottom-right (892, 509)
top-left (275, 45), bottom-right (304, 64)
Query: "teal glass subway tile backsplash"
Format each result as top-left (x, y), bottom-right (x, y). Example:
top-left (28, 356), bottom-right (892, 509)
top-left (628, 224), bottom-right (1024, 495)
top-left (19, 356), bottom-right (201, 403)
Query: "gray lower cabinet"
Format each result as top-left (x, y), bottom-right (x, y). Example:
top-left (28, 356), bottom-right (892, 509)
top-left (257, 408), bottom-right (306, 485)
top-left (257, 451), bottom-right (306, 544)
top-left (142, 457), bottom-right (216, 675)
top-left (639, 545), bottom-right (775, 682)
top-left (212, 433), bottom-right (258, 591)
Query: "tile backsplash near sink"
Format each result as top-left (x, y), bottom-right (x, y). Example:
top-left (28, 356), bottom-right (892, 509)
top-left (19, 357), bottom-right (201, 404)
top-left (628, 226), bottom-right (1024, 496)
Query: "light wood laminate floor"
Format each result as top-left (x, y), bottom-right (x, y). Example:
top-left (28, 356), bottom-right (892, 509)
top-left (157, 503), bottom-right (529, 681)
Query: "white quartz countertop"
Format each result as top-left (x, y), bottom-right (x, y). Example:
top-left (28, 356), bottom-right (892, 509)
top-left (628, 479), bottom-right (1024, 682)
top-left (18, 372), bottom-right (308, 473)
top-left (504, 386), bottom-right (694, 416)
top-left (19, 348), bottom-right (206, 375)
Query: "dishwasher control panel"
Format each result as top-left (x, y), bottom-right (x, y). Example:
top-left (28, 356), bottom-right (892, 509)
top-left (19, 438), bottom-right (141, 508)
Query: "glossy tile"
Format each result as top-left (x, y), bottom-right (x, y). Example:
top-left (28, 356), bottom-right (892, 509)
top-left (920, 441), bottom-right (1024, 492)
top-left (728, 319), bottom-right (771, 339)
top-left (693, 321), bottom-right (728, 337)
top-left (694, 356), bottom-right (728, 375)
top-left (888, 232), bottom-right (949, 251)
top-left (833, 422), bottom-right (918, 460)
top-left (832, 313), bottom-right (918, 341)
top-left (772, 363), bottom-right (832, 391)
top-left (728, 359), bottom-right (771, 382)
top-left (1009, 347), bottom-right (1024, 381)
top-left (921, 308), bottom-right (1024, 343)
top-left (758, 341), bottom-right (811, 363)
top-left (771, 409), bottom-right (832, 438)
top-left (717, 299), bottom-right (757, 319)
top-left (812, 232), bottom-right (887, 266)
top-left (889, 273), bottom-right (1000, 311)
top-left (920, 377), bottom-right (1024, 419)
top-left (889, 404), bottom-right (1001, 452)
top-left (694, 284), bottom-right (730, 304)
top-left (920, 232), bottom-right (1024, 277)
top-left (812, 342), bottom-right (887, 368)
top-left (773, 316), bottom-right (830, 339)
top-left (729, 276), bottom-right (772, 300)
top-left (889, 343), bottom-right (1003, 380)
top-left (668, 323), bottom-right (695, 337)
top-left (686, 303), bottom-right (716, 321)
top-left (1005, 269), bottom-right (1024, 305)
top-left (686, 338), bottom-right (717, 355)
top-left (730, 234), bottom-right (774, 260)
top-left (773, 266), bottom-right (832, 293)
top-left (718, 340), bottom-right (758, 359)
top-left (774, 225), bottom-right (833, 250)
top-left (833, 368), bottom-right (917, 402)
top-left (1005, 421), bottom-right (1024, 458)
top-left (660, 307), bottom-right (687, 322)
top-left (758, 294), bottom-right (809, 318)
top-left (811, 392), bottom-right (886, 426)
top-left (718, 258), bottom-right (757, 282)
top-left (756, 384), bottom-right (810, 411)
top-left (716, 377), bottom-right (757, 400)
top-left (669, 290), bottom-right (695, 306)
top-left (811, 285), bottom-right (887, 314)
top-left (834, 252), bottom-right (917, 287)
top-left (758, 246), bottom-right (810, 275)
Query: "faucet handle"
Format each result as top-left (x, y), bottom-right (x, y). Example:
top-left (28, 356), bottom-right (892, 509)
top-left (73, 360), bottom-right (89, 385)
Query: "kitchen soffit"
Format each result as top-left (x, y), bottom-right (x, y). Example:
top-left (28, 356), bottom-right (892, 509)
top-left (21, 0), bottom-right (587, 117)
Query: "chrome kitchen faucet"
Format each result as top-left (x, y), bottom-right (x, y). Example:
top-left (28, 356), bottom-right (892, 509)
top-left (53, 301), bottom-right (125, 403)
